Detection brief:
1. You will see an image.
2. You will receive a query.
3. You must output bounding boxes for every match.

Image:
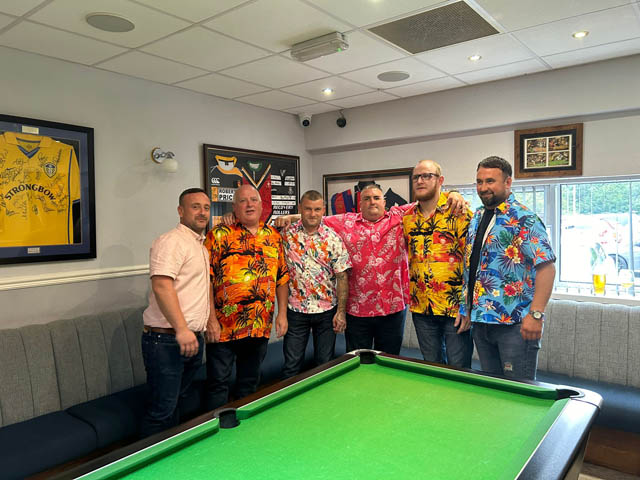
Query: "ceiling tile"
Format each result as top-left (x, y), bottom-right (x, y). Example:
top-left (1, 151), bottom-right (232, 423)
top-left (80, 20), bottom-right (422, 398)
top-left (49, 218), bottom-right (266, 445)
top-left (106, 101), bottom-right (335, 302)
top-left (221, 55), bottom-right (327, 88)
top-left (0, 13), bottom-right (16, 29)
top-left (341, 57), bottom-right (443, 89)
top-left (416, 33), bottom-right (534, 74)
top-left (235, 90), bottom-right (312, 110)
top-left (285, 103), bottom-right (341, 115)
top-left (0, 0), bottom-right (45, 17)
top-left (302, 31), bottom-right (405, 74)
top-left (513, 5), bottom-right (640, 56)
top-left (331, 91), bottom-right (398, 109)
top-left (384, 77), bottom-right (466, 97)
top-left (0, 21), bottom-right (126, 64)
top-left (306, 0), bottom-right (442, 27)
top-left (29, 0), bottom-right (190, 48)
top-left (542, 37), bottom-right (640, 69)
top-left (474, 0), bottom-right (630, 31)
top-left (141, 27), bottom-right (268, 71)
top-left (454, 58), bottom-right (548, 84)
top-left (132, 0), bottom-right (247, 22)
top-left (175, 73), bottom-right (269, 98)
top-left (205, 0), bottom-right (350, 53)
top-left (97, 51), bottom-right (208, 84)
top-left (282, 76), bottom-right (372, 101)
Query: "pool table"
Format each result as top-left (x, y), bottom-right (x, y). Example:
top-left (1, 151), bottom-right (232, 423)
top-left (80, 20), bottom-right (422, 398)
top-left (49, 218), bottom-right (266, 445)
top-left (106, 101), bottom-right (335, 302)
top-left (56, 350), bottom-right (602, 480)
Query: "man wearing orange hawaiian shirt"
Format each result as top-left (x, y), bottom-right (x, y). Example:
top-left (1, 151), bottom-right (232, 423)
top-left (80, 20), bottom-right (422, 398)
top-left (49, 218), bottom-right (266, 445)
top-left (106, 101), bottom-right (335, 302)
top-left (204, 185), bottom-right (289, 410)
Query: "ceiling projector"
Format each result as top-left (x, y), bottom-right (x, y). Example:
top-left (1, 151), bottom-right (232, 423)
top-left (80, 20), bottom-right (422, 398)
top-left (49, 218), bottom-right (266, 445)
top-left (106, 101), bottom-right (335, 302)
top-left (291, 32), bottom-right (349, 62)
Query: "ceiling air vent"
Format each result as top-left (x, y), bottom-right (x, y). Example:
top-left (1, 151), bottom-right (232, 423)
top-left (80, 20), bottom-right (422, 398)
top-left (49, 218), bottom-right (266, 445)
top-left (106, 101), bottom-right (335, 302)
top-left (368, 1), bottom-right (498, 54)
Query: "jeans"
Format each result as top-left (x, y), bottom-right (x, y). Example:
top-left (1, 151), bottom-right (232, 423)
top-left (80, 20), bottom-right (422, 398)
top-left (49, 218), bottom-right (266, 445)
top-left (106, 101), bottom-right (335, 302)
top-left (140, 331), bottom-right (204, 438)
top-left (472, 322), bottom-right (541, 381)
top-left (282, 307), bottom-right (337, 379)
top-left (205, 336), bottom-right (269, 411)
top-left (345, 308), bottom-right (406, 355)
top-left (412, 313), bottom-right (473, 368)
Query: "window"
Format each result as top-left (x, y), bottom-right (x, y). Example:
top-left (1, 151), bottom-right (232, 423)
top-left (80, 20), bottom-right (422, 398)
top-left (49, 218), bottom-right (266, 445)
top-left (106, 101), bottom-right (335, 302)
top-left (452, 177), bottom-right (640, 297)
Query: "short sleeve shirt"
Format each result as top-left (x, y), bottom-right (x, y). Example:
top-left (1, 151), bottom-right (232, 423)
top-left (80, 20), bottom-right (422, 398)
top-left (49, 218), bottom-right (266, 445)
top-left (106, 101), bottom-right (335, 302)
top-left (143, 223), bottom-right (211, 332)
top-left (323, 204), bottom-right (412, 317)
top-left (282, 220), bottom-right (351, 314)
top-left (459, 193), bottom-right (556, 324)
top-left (205, 222), bottom-right (289, 342)
top-left (403, 193), bottom-right (472, 317)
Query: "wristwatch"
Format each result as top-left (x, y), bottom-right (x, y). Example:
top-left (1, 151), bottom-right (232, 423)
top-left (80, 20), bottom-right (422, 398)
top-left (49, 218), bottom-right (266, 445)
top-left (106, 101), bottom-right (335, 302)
top-left (530, 310), bottom-right (545, 321)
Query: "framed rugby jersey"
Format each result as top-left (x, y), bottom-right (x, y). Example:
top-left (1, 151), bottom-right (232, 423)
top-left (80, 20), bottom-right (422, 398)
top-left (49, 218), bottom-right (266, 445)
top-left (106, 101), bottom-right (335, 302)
top-left (203, 144), bottom-right (299, 226)
top-left (323, 168), bottom-right (413, 216)
top-left (0, 114), bottom-right (96, 264)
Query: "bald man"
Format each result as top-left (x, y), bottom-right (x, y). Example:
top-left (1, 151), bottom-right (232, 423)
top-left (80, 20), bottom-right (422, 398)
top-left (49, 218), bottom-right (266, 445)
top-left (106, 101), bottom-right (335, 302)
top-left (204, 185), bottom-right (289, 409)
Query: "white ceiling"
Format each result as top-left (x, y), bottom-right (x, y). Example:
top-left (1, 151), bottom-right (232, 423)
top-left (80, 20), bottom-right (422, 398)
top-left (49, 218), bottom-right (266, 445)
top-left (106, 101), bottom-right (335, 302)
top-left (1, 0), bottom-right (639, 116)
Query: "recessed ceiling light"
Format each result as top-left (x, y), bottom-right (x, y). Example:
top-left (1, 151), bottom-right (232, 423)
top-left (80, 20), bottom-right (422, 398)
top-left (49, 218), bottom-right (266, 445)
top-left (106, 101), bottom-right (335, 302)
top-left (468, 54), bottom-right (482, 62)
top-left (322, 87), bottom-right (334, 95)
top-left (572, 31), bottom-right (589, 39)
top-left (377, 71), bottom-right (410, 82)
top-left (86, 13), bottom-right (135, 33)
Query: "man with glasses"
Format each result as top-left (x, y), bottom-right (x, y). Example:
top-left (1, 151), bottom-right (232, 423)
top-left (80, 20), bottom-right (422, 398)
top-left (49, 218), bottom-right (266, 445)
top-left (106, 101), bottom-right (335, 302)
top-left (458, 156), bottom-right (556, 380)
top-left (403, 160), bottom-right (474, 368)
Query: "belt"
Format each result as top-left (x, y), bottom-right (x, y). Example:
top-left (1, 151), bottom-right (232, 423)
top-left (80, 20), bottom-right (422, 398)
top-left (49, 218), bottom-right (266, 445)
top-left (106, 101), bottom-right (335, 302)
top-left (144, 326), bottom-right (203, 336)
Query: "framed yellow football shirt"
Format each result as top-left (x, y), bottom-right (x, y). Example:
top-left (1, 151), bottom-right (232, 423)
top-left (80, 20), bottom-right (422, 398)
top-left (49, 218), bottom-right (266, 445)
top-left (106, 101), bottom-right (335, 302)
top-left (0, 131), bottom-right (81, 246)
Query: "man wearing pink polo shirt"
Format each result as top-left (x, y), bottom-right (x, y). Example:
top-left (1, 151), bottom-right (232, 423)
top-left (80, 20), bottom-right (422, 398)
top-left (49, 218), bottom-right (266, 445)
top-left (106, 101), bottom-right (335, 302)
top-left (278, 184), bottom-right (464, 355)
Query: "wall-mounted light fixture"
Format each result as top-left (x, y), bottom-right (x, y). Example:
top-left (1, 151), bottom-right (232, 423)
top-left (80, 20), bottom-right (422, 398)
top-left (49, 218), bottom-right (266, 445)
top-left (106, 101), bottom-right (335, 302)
top-left (151, 147), bottom-right (178, 173)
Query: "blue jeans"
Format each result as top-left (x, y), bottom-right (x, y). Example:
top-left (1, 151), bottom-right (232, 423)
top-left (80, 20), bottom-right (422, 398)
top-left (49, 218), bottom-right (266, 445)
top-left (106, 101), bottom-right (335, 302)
top-left (345, 308), bottom-right (406, 355)
top-left (282, 307), bottom-right (337, 379)
top-left (140, 331), bottom-right (204, 438)
top-left (472, 322), bottom-right (541, 380)
top-left (412, 313), bottom-right (473, 368)
top-left (205, 336), bottom-right (268, 411)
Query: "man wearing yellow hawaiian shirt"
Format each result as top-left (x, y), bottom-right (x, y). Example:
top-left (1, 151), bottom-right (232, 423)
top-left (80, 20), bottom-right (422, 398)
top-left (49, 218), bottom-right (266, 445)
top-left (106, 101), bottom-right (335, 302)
top-left (204, 185), bottom-right (289, 410)
top-left (403, 160), bottom-right (474, 368)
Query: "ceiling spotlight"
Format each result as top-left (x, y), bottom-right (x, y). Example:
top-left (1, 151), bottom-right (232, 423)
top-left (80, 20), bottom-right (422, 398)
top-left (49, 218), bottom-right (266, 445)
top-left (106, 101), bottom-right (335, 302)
top-left (572, 31), bottom-right (589, 39)
top-left (377, 71), bottom-right (410, 82)
top-left (322, 87), bottom-right (334, 95)
top-left (468, 54), bottom-right (482, 62)
top-left (86, 13), bottom-right (135, 32)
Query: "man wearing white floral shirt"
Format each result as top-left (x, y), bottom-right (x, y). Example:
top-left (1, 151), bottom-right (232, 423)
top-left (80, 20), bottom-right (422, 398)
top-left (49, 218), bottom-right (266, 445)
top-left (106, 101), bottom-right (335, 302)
top-left (280, 190), bottom-right (351, 378)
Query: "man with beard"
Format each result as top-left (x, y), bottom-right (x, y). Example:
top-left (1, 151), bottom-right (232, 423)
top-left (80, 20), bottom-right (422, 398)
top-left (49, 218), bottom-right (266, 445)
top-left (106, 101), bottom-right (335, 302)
top-left (458, 156), bottom-right (556, 380)
top-left (402, 160), bottom-right (473, 368)
top-left (141, 188), bottom-right (212, 437)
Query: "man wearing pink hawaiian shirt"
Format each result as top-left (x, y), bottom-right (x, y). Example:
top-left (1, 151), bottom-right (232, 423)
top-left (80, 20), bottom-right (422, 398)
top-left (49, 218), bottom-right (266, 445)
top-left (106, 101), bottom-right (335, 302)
top-left (278, 184), bottom-right (465, 355)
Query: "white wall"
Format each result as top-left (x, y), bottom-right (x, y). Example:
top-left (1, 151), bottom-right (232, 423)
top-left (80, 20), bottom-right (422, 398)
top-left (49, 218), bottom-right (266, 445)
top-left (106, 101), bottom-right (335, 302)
top-left (309, 55), bottom-right (640, 190)
top-left (0, 46), bottom-right (309, 327)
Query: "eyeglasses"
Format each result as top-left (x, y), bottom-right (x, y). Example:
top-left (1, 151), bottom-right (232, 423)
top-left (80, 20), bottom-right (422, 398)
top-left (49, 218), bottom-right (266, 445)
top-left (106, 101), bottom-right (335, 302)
top-left (412, 173), bottom-right (440, 182)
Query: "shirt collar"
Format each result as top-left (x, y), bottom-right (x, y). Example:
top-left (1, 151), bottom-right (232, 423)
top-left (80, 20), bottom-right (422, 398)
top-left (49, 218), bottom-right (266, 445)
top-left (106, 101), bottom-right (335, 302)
top-left (177, 223), bottom-right (205, 243)
top-left (2, 131), bottom-right (52, 147)
top-left (293, 219), bottom-right (325, 236)
top-left (355, 210), bottom-right (390, 224)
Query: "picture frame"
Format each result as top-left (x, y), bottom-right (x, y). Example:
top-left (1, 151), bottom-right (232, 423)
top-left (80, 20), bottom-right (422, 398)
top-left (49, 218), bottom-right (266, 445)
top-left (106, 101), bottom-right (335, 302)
top-left (0, 114), bottom-right (96, 265)
top-left (323, 167), bottom-right (413, 215)
top-left (203, 144), bottom-right (299, 226)
top-left (514, 123), bottom-right (583, 179)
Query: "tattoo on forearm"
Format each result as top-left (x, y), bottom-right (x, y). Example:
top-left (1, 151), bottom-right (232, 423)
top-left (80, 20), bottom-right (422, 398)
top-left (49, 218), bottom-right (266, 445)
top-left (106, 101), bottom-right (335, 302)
top-left (336, 272), bottom-right (348, 312)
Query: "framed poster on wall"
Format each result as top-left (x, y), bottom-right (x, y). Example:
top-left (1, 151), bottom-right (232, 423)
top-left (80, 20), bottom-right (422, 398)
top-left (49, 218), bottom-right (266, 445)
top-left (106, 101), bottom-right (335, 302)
top-left (323, 168), bottom-right (413, 215)
top-left (0, 114), bottom-right (96, 265)
top-left (203, 144), bottom-right (299, 226)
top-left (514, 123), bottom-right (583, 179)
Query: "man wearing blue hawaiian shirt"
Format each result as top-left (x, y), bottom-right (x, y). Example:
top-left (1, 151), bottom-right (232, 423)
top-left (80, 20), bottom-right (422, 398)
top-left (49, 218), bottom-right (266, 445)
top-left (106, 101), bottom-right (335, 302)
top-left (458, 156), bottom-right (556, 380)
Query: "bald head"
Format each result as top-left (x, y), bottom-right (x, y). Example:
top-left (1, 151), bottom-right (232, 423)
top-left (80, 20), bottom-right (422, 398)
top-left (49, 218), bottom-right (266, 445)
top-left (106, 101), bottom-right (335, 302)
top-left (233, 185), bottom-right (262, 228)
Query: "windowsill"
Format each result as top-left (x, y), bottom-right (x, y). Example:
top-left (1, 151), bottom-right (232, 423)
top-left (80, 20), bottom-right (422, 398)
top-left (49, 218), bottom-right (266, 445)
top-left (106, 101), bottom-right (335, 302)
top-left (552, 291), bottom-right (640, 306)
